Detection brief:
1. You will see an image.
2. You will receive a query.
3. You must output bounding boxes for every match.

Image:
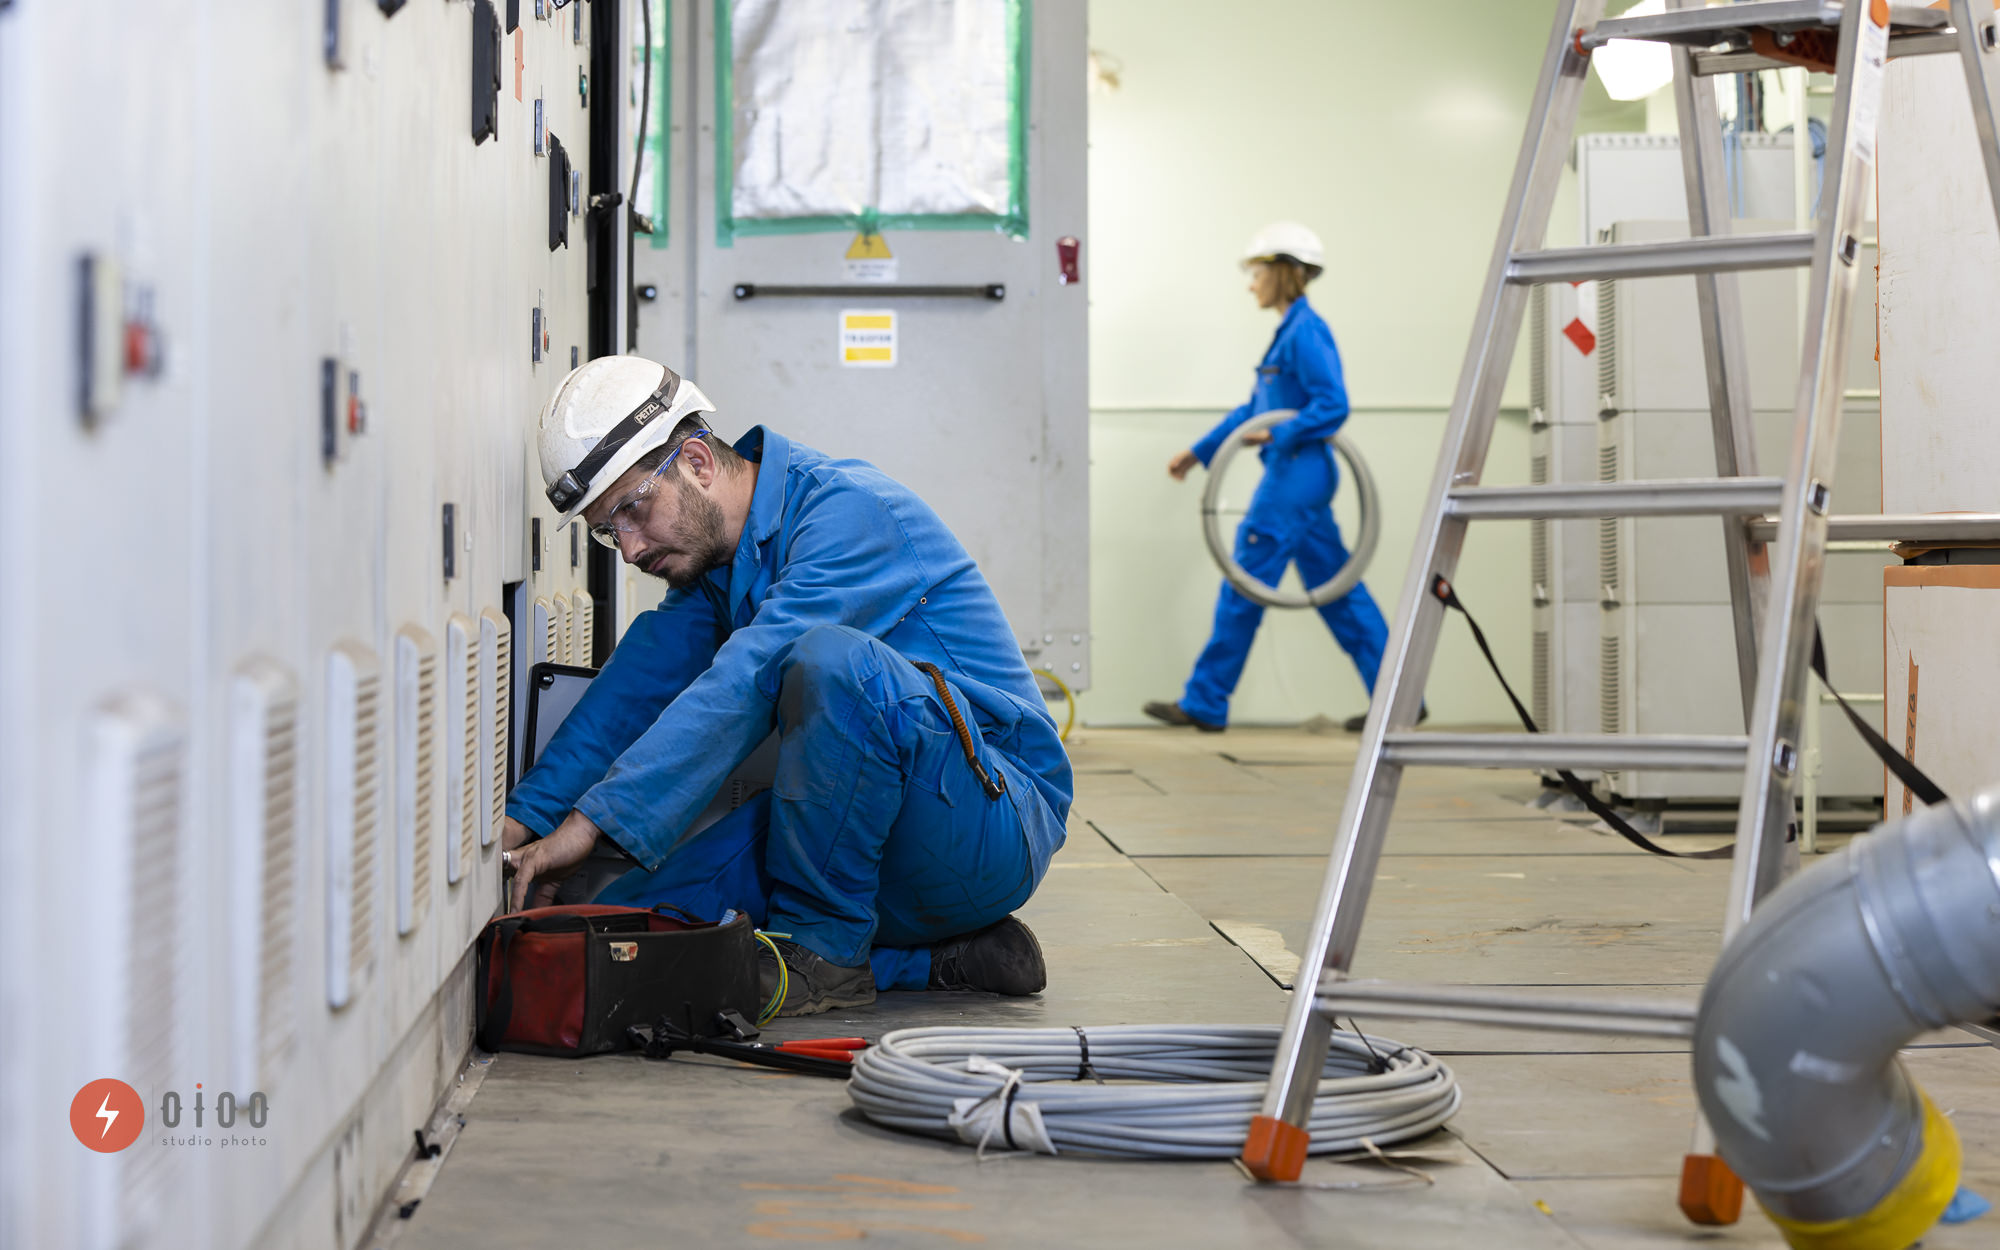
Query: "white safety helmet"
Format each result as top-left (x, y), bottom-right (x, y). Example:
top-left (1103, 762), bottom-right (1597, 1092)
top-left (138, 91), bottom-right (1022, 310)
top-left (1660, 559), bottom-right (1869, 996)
top-left (536, 355), bottom-right (717, 525)
top-left (1241, 221), bottom-right (1326, 276)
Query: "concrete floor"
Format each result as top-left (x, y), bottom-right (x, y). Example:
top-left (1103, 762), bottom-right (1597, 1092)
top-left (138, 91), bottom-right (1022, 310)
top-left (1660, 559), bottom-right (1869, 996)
top-left (394, 727), bottom-right (2000, 1249)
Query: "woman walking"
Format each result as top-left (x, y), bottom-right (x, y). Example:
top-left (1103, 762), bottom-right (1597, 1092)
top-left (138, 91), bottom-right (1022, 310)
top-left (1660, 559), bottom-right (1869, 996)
top-left (1145, 222), bottom-right (1399, 734)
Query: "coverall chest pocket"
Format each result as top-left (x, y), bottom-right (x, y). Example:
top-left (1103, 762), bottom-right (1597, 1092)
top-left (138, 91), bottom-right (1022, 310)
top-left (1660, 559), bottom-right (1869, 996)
top-left (1253, 365), bottom-right (1282, 410)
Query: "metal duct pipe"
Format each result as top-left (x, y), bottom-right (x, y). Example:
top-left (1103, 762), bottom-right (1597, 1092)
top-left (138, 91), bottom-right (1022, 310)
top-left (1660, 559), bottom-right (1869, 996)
top-left (1693, 787), bottom-right (2000, 1248)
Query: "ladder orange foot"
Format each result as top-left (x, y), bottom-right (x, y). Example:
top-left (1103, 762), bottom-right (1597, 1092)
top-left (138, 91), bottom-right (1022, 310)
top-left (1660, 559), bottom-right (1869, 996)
top-left (1679, 1153), bottom-right (1745, 1225)
top-left (1240, 1115), bottom-right (1311, 1182)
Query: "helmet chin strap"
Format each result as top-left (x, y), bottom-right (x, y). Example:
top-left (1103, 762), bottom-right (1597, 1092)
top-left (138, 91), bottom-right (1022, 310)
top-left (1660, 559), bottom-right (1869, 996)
top-left (546, 365), bottom-right (683, 514)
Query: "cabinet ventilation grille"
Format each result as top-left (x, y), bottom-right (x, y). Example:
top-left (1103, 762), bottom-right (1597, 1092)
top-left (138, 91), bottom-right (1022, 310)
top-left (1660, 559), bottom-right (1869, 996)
top-left (572, 591), bottom-right (594, 667)
top-left (325, 643), bottom-right (379, 1008)
top-left (231, 663), bottom-right (299, 1077)
top-left (481, 608), bottom-right (512, 845)
top-left (395, 627), bottom-right (438, 935)
top-left (1532, 629), bottom-right (1552, 733)
top-left (445, 616), bottom-right (478, 885)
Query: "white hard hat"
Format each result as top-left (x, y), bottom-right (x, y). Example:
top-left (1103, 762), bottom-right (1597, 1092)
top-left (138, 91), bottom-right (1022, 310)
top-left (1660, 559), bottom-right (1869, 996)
top-left (536, 355), bottom-right (717, 525)
top-left (1241, 221), bottom-right (1325, 273)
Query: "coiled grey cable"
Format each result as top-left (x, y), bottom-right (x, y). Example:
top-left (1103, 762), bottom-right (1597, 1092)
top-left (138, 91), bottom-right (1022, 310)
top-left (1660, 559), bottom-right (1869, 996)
top-left (847, 1024), bottom-right (1459, 1160)
top-left (1200, 409), bottom-right (1381, 610)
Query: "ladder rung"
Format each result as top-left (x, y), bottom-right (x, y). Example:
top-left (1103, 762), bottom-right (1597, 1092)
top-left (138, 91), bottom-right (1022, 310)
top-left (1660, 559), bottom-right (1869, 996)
top-left (1318, 980), bottom-right (1697, 1040)
top-left (1447, 478), bottom-right (1783, 521)
top-left (1381, 733), bottom-right (1749, 772)
top-left (1746, 513), bottom-right (2000, 544)
top-left (1507, 232), bottom-right (1814, 284)
top-left (1883, 27), bottom-right (1962, 60)
top-left (1579, 1), bottom-right (1944, 52)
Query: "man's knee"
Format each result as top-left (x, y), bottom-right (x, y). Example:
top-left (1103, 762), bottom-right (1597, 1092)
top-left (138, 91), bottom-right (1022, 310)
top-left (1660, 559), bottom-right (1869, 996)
top-left (778, 625), bottom-right (878, 731)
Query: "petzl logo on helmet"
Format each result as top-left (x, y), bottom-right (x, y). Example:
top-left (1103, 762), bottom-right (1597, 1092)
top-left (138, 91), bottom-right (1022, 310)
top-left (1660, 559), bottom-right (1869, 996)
top-left (543, 365), bottom-right (684, 513)
top-left (69, 1078), bottom-right (145, 1153)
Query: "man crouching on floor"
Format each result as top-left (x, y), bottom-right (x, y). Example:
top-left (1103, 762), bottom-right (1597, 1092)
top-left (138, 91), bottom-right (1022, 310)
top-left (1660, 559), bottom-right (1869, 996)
top-left (501, 356), bottom-right (1069, 1016)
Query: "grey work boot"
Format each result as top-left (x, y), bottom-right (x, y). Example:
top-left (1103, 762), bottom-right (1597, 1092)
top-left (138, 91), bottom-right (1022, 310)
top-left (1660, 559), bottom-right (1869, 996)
top-left (758, 937), bottom-right (877, 1017)
top-left (928, 916), bottom-right (1047, 996)
top-left (1142, 700), bottom-right (1223, 733)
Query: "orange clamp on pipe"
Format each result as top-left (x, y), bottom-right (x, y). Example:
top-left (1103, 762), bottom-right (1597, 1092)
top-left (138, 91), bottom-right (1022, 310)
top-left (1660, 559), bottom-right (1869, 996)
top-left (1678, 1154), bottom-right (1745, 1225)
top-left (1572, 27), bottom-right (1591, 59)
top-left (1240, 1115), bottom-right (1311, 1183)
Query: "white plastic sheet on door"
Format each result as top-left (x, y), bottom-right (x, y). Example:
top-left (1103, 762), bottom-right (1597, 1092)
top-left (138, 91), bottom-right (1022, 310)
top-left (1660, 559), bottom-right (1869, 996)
top-left (724, 0), bottom-right (1020, 227)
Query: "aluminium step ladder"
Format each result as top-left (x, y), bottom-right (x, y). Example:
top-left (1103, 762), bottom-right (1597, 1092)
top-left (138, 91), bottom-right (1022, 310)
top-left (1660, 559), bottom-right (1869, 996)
top-left (1240, 0), bottom-right (2000, 1226)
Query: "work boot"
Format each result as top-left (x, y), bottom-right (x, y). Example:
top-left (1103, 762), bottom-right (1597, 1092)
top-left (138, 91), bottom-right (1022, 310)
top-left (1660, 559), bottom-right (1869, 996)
top-left (1143, 700), bottom-right (1224, 733)
top-left (758, 937), bottom-right (877, 1017)
top-left (928, 916), bottom-right (1047, 996)
top-left (1343, 704), bottom-right (1429, 733)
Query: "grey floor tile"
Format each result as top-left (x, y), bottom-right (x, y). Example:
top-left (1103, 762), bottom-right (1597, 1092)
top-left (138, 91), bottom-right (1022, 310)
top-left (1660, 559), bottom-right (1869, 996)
top-left (1140, 853), bottom-right (1736, 986)
top-left (1448, 1046), bottom-right (2000, 1183)
top-left (1525, 1169), bottom-right (2000, 1250)
top-left (1078, 797), bottom-right (1661, 858)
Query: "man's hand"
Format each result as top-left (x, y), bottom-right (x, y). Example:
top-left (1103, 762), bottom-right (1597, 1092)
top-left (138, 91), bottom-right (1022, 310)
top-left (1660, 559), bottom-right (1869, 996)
top-left (501, 816), bottom-right (535, 852)
top-left (1239, 430), bottom-right (1272, 446)
top-left (505, 811), bottom-right (602, 912)
top-left (1167, 449), bottom-right (1200, 481)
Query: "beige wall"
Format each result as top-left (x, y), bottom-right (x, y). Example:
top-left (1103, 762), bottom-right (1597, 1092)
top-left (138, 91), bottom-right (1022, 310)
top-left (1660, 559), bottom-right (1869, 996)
top-left (1080, 0), bottom-right (1641, 726)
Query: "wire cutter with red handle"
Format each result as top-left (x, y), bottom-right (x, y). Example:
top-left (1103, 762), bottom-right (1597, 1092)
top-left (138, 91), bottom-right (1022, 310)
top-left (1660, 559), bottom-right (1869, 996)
top-left (772, 1036), bottom-right (870, 1063)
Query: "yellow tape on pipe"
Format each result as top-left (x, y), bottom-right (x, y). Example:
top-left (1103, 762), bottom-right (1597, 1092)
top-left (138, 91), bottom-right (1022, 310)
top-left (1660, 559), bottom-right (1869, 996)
top-left (1764, 1090), bottom-right (1961, 1250)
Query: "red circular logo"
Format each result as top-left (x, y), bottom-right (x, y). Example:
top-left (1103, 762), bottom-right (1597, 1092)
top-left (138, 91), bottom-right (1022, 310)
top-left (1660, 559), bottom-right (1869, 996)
top-left (69, 1079), bottom-right (144, 1152)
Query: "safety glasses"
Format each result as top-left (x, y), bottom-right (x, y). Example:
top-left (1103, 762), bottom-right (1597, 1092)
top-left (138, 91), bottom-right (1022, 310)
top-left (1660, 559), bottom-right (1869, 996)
top-left (586, 430), bottom-right (708, 549)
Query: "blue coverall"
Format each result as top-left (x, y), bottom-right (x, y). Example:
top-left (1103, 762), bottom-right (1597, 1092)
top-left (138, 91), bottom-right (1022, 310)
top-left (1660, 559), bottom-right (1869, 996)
top-left (507, 428), bottom-right (1072, 990)
top-left (1179, 297), bottom-right (1390, 727)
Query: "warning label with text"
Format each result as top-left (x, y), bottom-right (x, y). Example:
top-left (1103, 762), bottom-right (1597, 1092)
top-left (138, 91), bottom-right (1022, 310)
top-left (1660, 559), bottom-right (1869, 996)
top-left (840, 310), bottom-right (896, 368)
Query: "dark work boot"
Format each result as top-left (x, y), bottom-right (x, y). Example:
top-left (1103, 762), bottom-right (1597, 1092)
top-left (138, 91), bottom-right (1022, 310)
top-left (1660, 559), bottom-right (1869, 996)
top-left (1344, 705), bottom-right (1429, 733)
top-left (758, 937), bottom-right (877, 1017)
top-left (1143, 700), bottom-right (1224, 733)
top-left (928, 916), bottom-right (1047, 996)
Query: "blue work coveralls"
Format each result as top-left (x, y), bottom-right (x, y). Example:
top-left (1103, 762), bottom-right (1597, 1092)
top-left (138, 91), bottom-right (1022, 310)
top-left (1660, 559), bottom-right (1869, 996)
top-left (1180, 297), bottom-right (1389, 726)
top-left (507, 428), bottom-right (1072, 990)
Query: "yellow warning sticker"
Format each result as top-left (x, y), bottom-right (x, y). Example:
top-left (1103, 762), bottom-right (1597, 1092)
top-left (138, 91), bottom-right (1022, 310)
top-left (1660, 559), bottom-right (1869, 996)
top-left (844, 232), bottom-right (897, 282)
top-left (840, 309), bottom-right (897, 367)
top-left (845, 232), bottom-right (893, 260)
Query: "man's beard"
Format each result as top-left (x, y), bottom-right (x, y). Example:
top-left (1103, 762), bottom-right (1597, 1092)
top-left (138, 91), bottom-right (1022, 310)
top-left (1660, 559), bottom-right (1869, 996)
top-left (636, 476), bottom-right (730, 589)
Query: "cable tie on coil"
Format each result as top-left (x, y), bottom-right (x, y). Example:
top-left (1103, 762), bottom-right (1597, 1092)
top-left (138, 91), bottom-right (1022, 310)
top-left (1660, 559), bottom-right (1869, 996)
top-left (1349, 1019), bottom-right (1388, 1074)
top-left (968, 1068), bottom-right (1023, 1161)
top-left (1001, 1077), bottom-right (1022, 1152)
top-left (946, 1056), bottom-right (1057, 1159)
top-left (1072, 1026), bottom-right (1105, 1084)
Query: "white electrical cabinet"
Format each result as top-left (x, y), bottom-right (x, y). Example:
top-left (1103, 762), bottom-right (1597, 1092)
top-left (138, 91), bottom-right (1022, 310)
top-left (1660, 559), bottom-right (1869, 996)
top-left (1530, 134), bottom-right (1804, 751)
top-left (1531, 135), bottom-right (1885, 807)
top-left (0, 4), bottom-right (598, 1247)
top-left (1590, 220), bottom-right (1884, 803)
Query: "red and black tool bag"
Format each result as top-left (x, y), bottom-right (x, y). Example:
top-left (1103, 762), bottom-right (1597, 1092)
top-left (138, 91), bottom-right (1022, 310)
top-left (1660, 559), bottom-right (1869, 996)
top-left (475, 904), bottom-right (758, 1057)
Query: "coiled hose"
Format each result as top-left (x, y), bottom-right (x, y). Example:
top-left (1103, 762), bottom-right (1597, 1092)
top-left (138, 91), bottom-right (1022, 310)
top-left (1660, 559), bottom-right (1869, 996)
top-left (847, 1024), bottom-right (1459, 1160)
